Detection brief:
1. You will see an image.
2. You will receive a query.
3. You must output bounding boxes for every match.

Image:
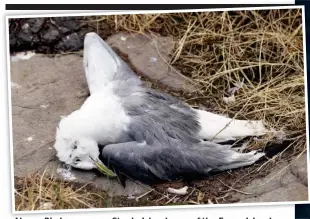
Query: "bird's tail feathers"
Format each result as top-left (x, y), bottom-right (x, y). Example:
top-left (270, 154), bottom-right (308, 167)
top-left (191, 141), bottom-right (265, 173)
top-left (196, 109), bottom-right (268, 142)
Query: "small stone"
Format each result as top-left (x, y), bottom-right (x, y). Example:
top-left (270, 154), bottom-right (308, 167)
top-left (150, 57), bottom-right (157, 63)
top-left (223, 95), bottom-right (236, 104)
top-left (55, 32), bottom-right (83, 51)
top-left (17, 29), bottom-right (33, 42)
top-left (76, 90), bottom-right (89, 98)
top-left (40, 104), bottom-right (49, 108)
top-left (42, 26), bottom-right (60, 43)
top-left (56, 167), bottom-right (76, 181)
top-left (22, 23), bottom-right (29, 30)
top-left (27, 18), bottom-right (45, 33)
top-left (53, 17), bottom-right (81, 33)
top-left (32, 35), bottom-right (40, 45)
top-left (11, 82), bottom-right (21, 88)
top-left (39, 202), bottom-right (54, 210)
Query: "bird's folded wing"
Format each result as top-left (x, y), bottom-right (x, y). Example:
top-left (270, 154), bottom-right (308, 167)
top-left (83, 32), bottom-right (141, 94)
top-left (122, 88), bottom-right (203, 146)
top-left (100, 140), bottom-right (265, 186)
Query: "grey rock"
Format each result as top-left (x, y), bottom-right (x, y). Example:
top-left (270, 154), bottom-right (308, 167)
top-left (32, 35), bottom-right (40, 45)
top-left (42, 26), bottom-right (60, 43)
top-left (28, 18), bottom-right (45, 33)
top-left (9, 35), bottom-right (18, 48)
top-left (9, 17), bottom-right (87, 53)
top-left (239, 182), bottom-right (308, 203)
top-left (55, 32), bottom-right (83, 51)
top-left (231, 154), bottom-right (308, 203)
top-left (17, 26), bottom-right (33, 42)
top-left (290, 153), bottom-right (308, 186)
top-left (53, 17), bottom-right (81, 34)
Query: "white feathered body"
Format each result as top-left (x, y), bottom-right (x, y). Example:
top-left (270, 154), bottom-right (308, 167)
top-left (57, 85), bottom-right (131, 145)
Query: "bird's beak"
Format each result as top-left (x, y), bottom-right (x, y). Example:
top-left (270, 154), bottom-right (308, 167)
top-left (89, 156), bottom-right (117, 177)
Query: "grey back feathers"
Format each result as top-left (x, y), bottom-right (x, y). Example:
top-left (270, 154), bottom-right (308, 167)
top-left (112, 81), bottom-right (201, 145)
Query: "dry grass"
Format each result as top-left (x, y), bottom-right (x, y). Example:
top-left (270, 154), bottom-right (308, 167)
top-left (14, 171), bottom-right (111, 210)
top-left (15, 9), bottom-right (307, 210)
top-left (14, 170), bottom-right (160, 210)
top-left (89, 9), bottom-right (306, 156)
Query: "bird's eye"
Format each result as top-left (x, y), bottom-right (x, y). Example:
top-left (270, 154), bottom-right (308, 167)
top-left (73, 157), bottom-right (81, 165)
top-left (73, 141), bottom-right (78, 149)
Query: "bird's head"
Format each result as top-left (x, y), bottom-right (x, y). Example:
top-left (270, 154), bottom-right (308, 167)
top-left (54, 135), bottom-right (100, 170)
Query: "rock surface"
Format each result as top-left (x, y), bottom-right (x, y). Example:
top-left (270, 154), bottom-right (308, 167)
top-left (9, 17), bottom-right (93, 53)
top-left (231, 154), bottom-right (308, 203)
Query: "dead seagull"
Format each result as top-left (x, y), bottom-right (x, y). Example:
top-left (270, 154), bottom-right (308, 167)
top-left (54, 32), bottom-right (269, 186)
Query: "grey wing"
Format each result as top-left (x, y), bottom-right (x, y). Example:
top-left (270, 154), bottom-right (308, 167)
top-left (100, 140), bottom-right (265, 186)
top-left (83, 32), bottom-right (141, 94)
top-left (119, 88), bottom-right (204, 145)
top-left (100, 141), bottom-right (211, 185)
